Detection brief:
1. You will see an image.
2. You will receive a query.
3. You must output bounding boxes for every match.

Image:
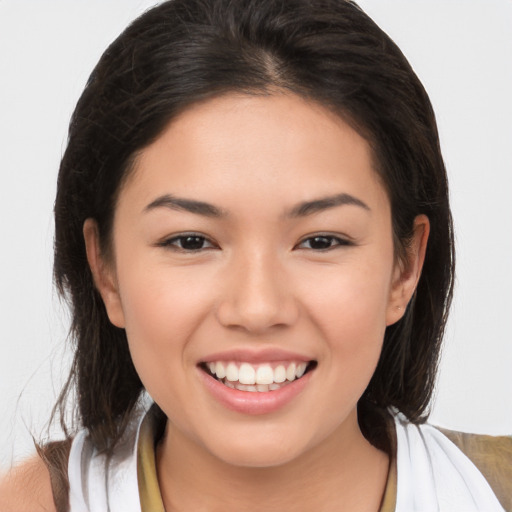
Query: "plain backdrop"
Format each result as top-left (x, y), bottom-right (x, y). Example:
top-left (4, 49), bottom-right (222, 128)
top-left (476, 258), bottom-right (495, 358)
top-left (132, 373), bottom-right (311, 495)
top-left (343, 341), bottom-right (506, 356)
top-left (1, 0), bottom-right (511, 471)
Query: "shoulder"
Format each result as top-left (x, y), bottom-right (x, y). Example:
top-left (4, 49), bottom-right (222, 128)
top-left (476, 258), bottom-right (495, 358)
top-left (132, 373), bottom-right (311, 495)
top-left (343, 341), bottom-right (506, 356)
top-left (0, 454), bottom-right (57, 512)
top-left (0, 439), bottom-right (72, 512)
top-left (438, 427), bottom-right (512, 512)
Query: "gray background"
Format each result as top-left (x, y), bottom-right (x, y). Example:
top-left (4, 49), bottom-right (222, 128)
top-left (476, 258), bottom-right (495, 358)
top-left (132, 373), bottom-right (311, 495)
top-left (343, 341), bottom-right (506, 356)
top-left (1, 0), bottom-right (511, 471)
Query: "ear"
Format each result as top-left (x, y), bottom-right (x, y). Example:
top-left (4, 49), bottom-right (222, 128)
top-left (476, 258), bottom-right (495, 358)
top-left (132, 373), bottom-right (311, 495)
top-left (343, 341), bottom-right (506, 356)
top-left (83, 218), bottom-right (126, 328)
top-left (386, 214), bottom-right (430, 326)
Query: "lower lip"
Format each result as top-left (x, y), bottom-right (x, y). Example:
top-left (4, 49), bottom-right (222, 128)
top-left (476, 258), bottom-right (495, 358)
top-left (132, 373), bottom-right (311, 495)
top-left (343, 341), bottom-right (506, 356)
top-left (198, 367), bottom-right (313, 415)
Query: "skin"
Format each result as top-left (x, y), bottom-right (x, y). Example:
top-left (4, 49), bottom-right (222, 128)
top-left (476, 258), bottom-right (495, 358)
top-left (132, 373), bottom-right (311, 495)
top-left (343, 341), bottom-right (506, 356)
top-left (1, 92), bottom-right (427, 511)
top-left (85, 92), bottom-right (429, 511)
top-left (0, 456), bottom-right (55, 512)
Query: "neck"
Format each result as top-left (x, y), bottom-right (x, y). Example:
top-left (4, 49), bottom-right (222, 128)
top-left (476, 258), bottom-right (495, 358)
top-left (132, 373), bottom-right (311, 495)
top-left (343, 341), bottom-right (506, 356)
top-left (156, 410), bottom-right (390, 512)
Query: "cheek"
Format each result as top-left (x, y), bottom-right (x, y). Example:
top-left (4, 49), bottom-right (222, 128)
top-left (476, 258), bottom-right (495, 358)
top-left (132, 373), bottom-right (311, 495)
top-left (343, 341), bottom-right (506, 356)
top-left (114, 256), bottom-right (216, 388)
top-left (300, 256), bottom-right (393, 371)
top-left (117, 244), bottom-right (216, 329)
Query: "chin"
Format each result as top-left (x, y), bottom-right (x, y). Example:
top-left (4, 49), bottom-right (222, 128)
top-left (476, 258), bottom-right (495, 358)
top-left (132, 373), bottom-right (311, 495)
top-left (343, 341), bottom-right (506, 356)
top-left (203, 429), bottom-right (311, 469)
top-left (215, 446), bottom-right (301, 469)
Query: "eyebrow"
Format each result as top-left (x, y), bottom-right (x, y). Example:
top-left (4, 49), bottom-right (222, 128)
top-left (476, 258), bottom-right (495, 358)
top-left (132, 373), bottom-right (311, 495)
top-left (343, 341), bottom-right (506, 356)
top-left (143, 192), bottom-right (370, 218)
top-left (286, 193), bottom-right (370, 218)
top-left (144, 194), bottom-right (228, 217)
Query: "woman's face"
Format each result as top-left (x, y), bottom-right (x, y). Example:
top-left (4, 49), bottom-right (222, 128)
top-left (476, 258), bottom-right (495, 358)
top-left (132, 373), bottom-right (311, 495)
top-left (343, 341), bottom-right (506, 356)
top-left (88, 93), bottom-right (424, 467)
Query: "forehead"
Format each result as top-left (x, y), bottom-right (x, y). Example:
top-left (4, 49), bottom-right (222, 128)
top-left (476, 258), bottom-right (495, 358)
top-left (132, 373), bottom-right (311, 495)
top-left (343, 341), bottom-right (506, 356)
top-left (121, 92), bottom-right (389, 217)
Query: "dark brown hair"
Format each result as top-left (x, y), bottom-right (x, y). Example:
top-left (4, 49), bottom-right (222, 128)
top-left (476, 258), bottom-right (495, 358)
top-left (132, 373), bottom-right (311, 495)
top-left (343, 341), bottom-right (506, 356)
top-left (53, 0), bottom-right (454, 452)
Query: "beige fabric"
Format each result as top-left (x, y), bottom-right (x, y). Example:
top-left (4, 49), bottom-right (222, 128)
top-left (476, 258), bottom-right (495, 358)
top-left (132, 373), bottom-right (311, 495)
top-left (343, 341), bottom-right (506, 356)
top-left (440, 429), bottom-right (512, 512)
top-left (137, 411), bottom-right (166, 512)
top-left (379, 455), bottom-right (397, 512)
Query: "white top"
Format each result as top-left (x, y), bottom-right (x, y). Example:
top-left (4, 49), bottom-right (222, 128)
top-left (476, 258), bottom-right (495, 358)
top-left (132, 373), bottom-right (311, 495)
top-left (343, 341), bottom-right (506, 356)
top-left (68, 407), bottom-right (505, 512)
top-left (68, 406), bottom-right (144, 512)
top-left (393, 414), bottom-right (504, 511)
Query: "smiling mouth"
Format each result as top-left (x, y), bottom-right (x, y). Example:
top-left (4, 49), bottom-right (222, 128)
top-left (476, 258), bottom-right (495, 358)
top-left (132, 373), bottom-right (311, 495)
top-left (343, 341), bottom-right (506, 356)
top-left (199, 360), bottom-right (317, 392)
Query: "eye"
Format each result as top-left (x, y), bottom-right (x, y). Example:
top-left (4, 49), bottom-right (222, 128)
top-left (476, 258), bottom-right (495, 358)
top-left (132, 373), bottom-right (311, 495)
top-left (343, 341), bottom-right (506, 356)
top-left (158, 233), bottom-right (217, 252)
top-left (296, 235), bottom-right (351, 251)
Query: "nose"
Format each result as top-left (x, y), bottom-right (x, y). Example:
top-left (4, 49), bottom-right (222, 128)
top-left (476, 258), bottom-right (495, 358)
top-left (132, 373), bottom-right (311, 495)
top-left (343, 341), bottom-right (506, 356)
top-left (216, 249), bottom-right (299, 334)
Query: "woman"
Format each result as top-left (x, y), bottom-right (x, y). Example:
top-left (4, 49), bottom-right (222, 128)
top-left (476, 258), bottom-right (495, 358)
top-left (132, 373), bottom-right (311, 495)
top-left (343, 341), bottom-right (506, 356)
top-left (1, 0), bottom-right (510, 510)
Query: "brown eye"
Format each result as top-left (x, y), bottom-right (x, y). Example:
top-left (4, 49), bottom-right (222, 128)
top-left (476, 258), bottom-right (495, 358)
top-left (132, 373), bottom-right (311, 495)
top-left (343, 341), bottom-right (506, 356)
top-left (180, 236), bottom-right (207, 250)
top-left (297, 235), bottom-right (351, 251)
top-left (160, 234), bottom-right (216, 252)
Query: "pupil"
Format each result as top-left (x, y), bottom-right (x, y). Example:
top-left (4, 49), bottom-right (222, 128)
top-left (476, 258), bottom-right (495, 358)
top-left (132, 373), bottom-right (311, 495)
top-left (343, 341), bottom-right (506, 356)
top-left (310, 236), bottom-right (331, 249)
top-left (182, 236), bottom-right (204, 250)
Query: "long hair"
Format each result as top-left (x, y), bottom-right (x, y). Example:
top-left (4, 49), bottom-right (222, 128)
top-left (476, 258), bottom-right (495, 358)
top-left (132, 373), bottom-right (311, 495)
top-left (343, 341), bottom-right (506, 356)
top-left (53, 0), bottom-right (454, 452)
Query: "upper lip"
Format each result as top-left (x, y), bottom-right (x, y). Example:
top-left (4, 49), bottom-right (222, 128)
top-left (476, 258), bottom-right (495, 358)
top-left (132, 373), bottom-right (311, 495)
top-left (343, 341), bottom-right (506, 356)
top-left (199, 348), bottom-right (314, 364)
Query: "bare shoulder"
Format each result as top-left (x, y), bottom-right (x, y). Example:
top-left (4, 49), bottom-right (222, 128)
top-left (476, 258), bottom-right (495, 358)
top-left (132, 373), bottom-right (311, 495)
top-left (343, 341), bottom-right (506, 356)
top-left (0, 454), bottom-right (56, 512)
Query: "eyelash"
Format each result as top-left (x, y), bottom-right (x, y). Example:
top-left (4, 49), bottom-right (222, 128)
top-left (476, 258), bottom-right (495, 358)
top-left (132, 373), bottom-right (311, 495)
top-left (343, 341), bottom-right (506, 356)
top-left (158, 233), bottom-right (352, 253)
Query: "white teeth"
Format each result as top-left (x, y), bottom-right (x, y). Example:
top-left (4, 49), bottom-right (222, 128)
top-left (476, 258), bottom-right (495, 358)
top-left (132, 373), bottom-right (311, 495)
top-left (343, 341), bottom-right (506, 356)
top-left (296, 362), bottom-right (307, 378)
top-left (286, 363), bottom-right (297, 381)
top-left (238, 363), bottom-right (256, 385)
top-left (235, 383), bottom-right (257, 392)
top-left (215, 362), bottom-right (226, 379)
top-left (255, 365), bottom-right (274, 385)
top-left (226, 362), bottom-right (239, 382)
top-left (224, 380), bottom-right (235, 389)
top-left (235, 382), bottom-right (275, 392)
top-left (273, 365), bottom-right (286, 383)
top-left (207, 360), bottom-right (311, 388)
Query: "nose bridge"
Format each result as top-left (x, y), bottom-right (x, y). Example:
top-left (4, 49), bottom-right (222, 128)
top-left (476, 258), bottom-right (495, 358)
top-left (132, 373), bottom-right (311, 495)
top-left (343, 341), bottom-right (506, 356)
top-left (217, 244), bottom-right (297, 333)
